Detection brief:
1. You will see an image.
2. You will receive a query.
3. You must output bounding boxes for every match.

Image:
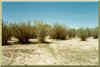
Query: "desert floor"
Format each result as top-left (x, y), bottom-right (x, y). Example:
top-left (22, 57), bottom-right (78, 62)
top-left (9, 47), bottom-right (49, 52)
top-left (2, 37), bottom-right (98, 65)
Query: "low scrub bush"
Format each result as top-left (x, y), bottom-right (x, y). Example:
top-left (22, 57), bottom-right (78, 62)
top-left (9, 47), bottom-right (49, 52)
top-left (10, 22), bottom-right (36, 44)
top-left (92, 27), bottom-right (98, 39)
top-left (34, 20), bottom-right (51, 43)
top-left (85, 27), bottom-right (98, 39)
top-left (85, 28), bottom-right (93, 37)
top-left (77, 28), bottom-right (88, 41)
top-left (2, 23), bottom-right (12, 45)
top-left (68, 29), bottom-right (76, 39)
top-left (50, 24), bottom-right (68, 40)
top-left (3, 20), bottom-right (98, 45)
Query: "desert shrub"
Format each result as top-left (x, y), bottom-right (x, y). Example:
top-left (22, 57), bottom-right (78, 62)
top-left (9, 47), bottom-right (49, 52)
top-left (85, 27), bottom-right (98, 39)
top-left (10, 22), bottom-right (36, 44)
top-left (77, 28), bottom-right (88, 41)
top-left (68, 28), bottom-right (76, 39)
top-left (34, 20), bottom-right (51, 43)
top-left (86, 28), bottom-right (91, 37)
top-left (85, 28), bottom-right (94, 37)
top-left (91, 27), bottom-right (98, 39)
top-left (50, 24), bottom-right (68, 40)
top-left (2, 23), bottom-right (12, 45)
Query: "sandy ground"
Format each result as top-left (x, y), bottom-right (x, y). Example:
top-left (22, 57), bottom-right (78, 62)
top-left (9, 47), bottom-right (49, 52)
top-left (2, 37), bottom-right (98, 65)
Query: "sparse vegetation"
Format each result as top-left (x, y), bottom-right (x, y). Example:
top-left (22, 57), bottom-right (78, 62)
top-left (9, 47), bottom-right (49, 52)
top-left (34, 20), bottom-right (51, 43)
top-left (2, 3), bottom-right (98, 65)
top-left (2, 22), bottom-right (12, 45)
top-left (2, 21), bottom-right (98, 65)
top-left (85, 27), bottom-right (98, 39)
top-left (86, 28), bottom-right (93, 37)
top-left (2, 20), bottom-right (98, 45)
top-left (68, 28), bottom-right (76, 39)
top-left (50, 24), bottom-right (68, 40)
top-left (77, 28), bottom-right (88, 41)
top-left (92, 27), bottom-right (98, 39)
top-left (10, 22), bottom-right (36, 44)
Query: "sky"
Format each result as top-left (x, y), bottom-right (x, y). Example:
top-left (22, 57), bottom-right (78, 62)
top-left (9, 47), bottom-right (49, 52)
top-left (2, 2), bottom-right (98, 29)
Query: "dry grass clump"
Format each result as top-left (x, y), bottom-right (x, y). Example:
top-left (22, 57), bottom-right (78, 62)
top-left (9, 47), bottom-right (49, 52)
top-left (34, 20), bottom-right (51, 43)
top-left (50, 24), bottom-right (68, 40)
top-left (2, 23), bottom-right (12, 45)
top-left (10, 22), bottom-right (36, 44)
top-left (77, 28), bottom-right (88, 41)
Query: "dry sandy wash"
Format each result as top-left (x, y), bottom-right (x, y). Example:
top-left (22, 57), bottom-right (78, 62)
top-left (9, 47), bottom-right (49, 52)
top-left (2, 37), bottom-right (98, 65)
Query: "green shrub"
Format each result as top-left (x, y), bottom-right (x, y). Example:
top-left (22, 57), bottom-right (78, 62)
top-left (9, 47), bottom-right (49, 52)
top-left (85, 27), bottom-right (98, 39)
top-left (92, 27), bottom-right (98, 39)
top-left (34, 20), bottom-right (51, 43)
top-left (2, 23), bottom-right (12, 45)
top-left (10, 22), bottom-right (36, 44)
top-left (78, 28), bottom-right (88, 41)
top-left (68, 29), bottom-right (76, 39)
top-left (50, 24), bottom-right (68, 40)
top-left (85, 28), bottom-right (93, 37)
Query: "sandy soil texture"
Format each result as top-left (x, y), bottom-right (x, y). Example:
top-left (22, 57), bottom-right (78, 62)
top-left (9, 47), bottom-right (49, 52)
top-left (2, 37), bottom-right (98, 65)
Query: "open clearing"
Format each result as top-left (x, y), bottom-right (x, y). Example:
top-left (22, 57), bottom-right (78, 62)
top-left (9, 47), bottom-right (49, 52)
top-left (2, 37), bottom-right (98, 65)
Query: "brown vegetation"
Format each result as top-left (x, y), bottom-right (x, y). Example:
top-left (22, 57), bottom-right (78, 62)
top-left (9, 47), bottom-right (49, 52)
top-left (2, 20), bottom-right (98, 45)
